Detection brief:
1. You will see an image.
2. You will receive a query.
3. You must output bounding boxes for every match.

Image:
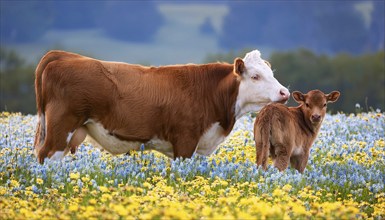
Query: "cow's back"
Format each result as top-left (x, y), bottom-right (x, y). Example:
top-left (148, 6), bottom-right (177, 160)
top-left (42, 53), bottom-right (236, 142)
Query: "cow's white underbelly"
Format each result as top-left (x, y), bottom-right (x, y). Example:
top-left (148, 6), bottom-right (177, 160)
top-left (85, 120), bottom-right (225, 158)
top-left (85, 120), bottom-right (173, 157)
top-left (195, 122), bottom-right (225, 156)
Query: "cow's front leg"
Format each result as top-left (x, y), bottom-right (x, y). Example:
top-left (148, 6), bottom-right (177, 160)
top-left (172, 135), bottom-right (199, 159)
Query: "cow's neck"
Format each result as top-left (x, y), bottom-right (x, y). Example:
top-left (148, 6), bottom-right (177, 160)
top-left (235, 103), bottom-right (263, 120)
top-left (212, 74), bottom-right (241, 136)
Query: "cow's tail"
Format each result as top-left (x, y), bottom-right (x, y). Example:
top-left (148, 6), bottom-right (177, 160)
top-left (255, 112), bottom-right (271, 170)
top-left (34, 50), bottom-right (64, 152)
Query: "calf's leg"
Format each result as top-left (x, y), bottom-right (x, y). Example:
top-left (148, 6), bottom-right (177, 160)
top-left (290, 152), bottom-right (310, 173)
top-left (256, 141), bottom-right (269, 170)
top-left (273, 144), bottom-right (290, 172)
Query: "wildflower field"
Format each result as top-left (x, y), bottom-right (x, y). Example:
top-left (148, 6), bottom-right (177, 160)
top-left (0, 111), bottom-right (384, 219)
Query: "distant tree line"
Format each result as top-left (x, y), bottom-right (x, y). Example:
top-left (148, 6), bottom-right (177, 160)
top-left (1, 48), bottom-right (383, 114)
top-left (205, 49), bottom-right (384, 113)
top-left (0, 49), bottom-right (35, 113)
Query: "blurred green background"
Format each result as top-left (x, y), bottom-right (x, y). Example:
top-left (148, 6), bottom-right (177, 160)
top-left (1, 1), bottom-right (384, 114)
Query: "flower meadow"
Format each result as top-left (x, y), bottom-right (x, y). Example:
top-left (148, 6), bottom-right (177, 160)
top-left (0, 111), bottom-right (384, 219)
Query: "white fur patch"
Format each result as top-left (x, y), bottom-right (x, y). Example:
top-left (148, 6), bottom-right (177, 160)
top-left (235, 50), bottom-right (289, 118)
top-left (39, 113), bottom-right (46, 144)
top-left (146, 138), bottom-right (174, 158)
top-left (195, 122), bottom-right (225, 156)
top-left (66, 132), bottom-right (74, 144)
top-left (85, 121), bottom-right (142, 155)
top-left (50, 151), bottom-right (65, 160)
top-left (84, 121), bottom-right (226, 158)
top-left (292, 146), bottom-right (303, 156)
top-left (85, 120), bottom-right (174, 157)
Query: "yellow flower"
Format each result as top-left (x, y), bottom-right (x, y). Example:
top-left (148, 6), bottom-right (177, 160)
top-left (81, 176), bottom-right (90, 183)
top-left (88, 198), bottom-right (97, 205)
top-left (282, 184), bottom-right (292, 192)
top-left (10, 180), bottom-right (20, 188)
top-left (0, 186), bottom-right (6, 195)
top-left (143, 182), bottom-right (152, 189)
top-left (36, 178), bottom-right (44, 185)
top-left (273, 188), bottom-right (285, 198)
top-left (68, 204), bottom-right (78, 212)
top-left (101, 193), bottom-right (112, 202)
top-left (69, 172), bottom-right (80, 180)
top-left (99, 186), bottom-right (109, 193)
top-left (112, 204), bottom-right (129, 216)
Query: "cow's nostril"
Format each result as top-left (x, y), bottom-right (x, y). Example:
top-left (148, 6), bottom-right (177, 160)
top-left (280, 89), bottom-right (289, 99)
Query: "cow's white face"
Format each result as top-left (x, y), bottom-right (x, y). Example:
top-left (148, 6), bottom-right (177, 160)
top-left (234, 50), bottom-right (289, 118)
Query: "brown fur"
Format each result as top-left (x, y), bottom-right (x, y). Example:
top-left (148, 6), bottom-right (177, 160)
top-left (34, 50), bottom-right (249, 163)
top-left (254, 90), bottom-right (340, 173)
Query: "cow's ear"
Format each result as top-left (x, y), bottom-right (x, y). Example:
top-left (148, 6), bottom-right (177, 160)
top-left (326, 91), bottom-right (340, 103)
top-left (292, 91), bottom-right (305, 104)
top-left (264, 60), bottom-right (271, 68)
top-left (234, 58), bottom-right (245, 76)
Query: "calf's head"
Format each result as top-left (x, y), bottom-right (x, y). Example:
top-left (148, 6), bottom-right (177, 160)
top-left (234, 50), bottom-right (290, 117)
top-left (293, 90), bottom-right (340, 125)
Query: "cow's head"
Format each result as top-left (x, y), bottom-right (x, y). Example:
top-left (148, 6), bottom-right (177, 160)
top-left (234, 50), bottom-right (290, 118)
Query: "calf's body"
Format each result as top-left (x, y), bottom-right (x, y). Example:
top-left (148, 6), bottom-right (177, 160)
top-left (254, 90), bottom-right (340, 173)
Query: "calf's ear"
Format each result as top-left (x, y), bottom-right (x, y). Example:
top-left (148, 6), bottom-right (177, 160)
top-left (234, 58), bottom-right (245, 76)
top-left (292, 91), bottom-right (305, 103)
top-left (326, 91), bottom-right (340, 103)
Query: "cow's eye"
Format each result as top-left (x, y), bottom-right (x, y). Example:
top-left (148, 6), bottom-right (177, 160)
top-left (323, 103), bottom-right (327, 107)
top-left (251, 75), bottom-right (260, 80)
top-left (305, 103), bottom-right (310, 108)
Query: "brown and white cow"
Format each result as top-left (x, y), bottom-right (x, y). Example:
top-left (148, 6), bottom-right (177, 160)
top-left (34, 50), bottom-right (289, 163)
top-left (254, 90), bottom-right (340, 173)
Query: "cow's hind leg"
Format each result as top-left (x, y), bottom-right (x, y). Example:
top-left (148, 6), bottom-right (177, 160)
top-left (37, 104), bottom-right (85, 163)
top-left (33, 113), bottom-right (46, 157)
top-left (34, 119), bottom-right (42, 156)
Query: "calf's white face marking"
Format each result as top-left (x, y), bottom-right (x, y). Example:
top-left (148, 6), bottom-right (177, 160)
top-left (235, 50), bottom-right (289, 118)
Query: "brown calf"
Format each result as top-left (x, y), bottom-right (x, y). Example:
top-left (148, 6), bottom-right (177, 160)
top-left (254, 90), bottom-right (340, 173)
